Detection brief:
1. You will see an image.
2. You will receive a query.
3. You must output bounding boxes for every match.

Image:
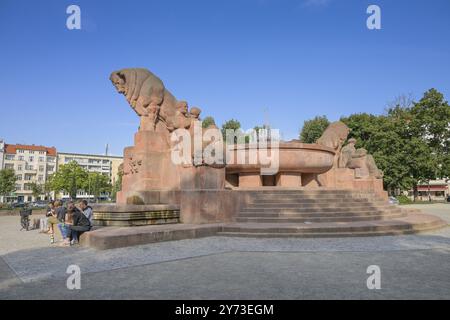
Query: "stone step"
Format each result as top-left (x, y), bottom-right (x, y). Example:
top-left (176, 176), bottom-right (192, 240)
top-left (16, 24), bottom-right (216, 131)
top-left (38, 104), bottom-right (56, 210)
top-left (246, 199), bottom-right (390, 207)
top-left (241, 204), bottom-right (396, 212)
top-left (248, 192), bottom-right (385, 198)
top-left (238, 209), bottom-right (403, 218)
top-left (245, 193), bottom-right (379, 199)
top-left (239, 208), bottom-right (401, 216)
top-left (235, 213), bottom-right (407, 223)
top-left (245, 189), bottom-right (380, 193)
top-left (245, 203), bottom-right (393, 209)
top-left (220, 214), bottom-right (447, 236)
top-left (216, 228), bottom-right (435, 239)
top-left (250, 195), bottom-right (384, 200)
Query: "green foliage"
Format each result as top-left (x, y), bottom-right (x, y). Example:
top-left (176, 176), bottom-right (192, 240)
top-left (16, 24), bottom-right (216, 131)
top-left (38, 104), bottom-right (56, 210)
top-left (409, 88), bottom-right (450, 179)
top-left (111, 170), bottom-right (123, 201)
top-left (339, 88), bottom-right (449, 196)
top-left (29, 182), bottom-right (43, 199)
top-left (221, 119), bottom-right (243, 143)
top-left (0, 169), bottom-right (16, 196)
top-left (202, 116), bottom-right (216, 128)
top-left (299, 116), bottom-right (330, 143)
top-left (87, 172), bottom-right (112, 201)
top-left (397, 194), bottom-right (413, 205)
top-left (47, 161), bottom-right (88, 199)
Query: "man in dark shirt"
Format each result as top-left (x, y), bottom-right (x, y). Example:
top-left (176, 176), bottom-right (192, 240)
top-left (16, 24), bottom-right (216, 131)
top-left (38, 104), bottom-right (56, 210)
top-left (63, 202), bottom-right (91, 245)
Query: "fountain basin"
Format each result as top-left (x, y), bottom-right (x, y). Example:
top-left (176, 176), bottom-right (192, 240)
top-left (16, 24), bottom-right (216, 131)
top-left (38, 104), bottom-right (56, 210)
top-left (225, 142), bottom-right (335, 188)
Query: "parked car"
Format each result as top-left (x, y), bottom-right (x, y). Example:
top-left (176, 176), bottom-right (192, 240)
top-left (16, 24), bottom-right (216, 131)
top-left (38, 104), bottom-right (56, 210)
top-left (388, 196), bottom-right (399, 205)
top-left (11, 202), bottom-right (26, 208)
top-left (32, 201), bottom-right (48, 209)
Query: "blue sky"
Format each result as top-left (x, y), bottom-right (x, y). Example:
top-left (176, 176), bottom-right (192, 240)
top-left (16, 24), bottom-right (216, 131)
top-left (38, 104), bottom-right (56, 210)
top-left (0, 0), bottom-right (449, 155)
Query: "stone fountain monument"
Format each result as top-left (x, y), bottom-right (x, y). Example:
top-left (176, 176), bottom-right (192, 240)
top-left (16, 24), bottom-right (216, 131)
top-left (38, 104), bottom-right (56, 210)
top-left (85, 68), bottom-right (446, 249)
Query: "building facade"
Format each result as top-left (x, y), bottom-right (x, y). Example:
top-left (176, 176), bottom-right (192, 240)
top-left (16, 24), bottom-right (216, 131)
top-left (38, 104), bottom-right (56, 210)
top-left (57, 152), bottom-right (123, 200)
top-left (0, 140), bottom-right (123, 203)
top-left (0, 139), bottom-right (4, 171)
top-left (411, 179), bottom-right (449, 201)
top-left (2, 144), bottom-right (57, 202)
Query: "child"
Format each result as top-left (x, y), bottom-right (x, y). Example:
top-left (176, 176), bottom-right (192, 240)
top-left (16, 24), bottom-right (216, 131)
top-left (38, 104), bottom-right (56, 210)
top-left (57, 209), bottom-right (74, 247)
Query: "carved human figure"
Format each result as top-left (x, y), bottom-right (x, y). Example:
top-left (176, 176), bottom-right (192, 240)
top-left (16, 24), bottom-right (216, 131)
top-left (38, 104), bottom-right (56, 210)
top-left (347, 148), bottom-right (383, 179)
top-left (338, 138), bottom-right (357, 168)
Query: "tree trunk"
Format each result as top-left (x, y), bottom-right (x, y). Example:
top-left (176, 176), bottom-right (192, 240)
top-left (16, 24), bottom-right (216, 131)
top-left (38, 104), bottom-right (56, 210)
top-left (413, 185), bottom-right (418, 202)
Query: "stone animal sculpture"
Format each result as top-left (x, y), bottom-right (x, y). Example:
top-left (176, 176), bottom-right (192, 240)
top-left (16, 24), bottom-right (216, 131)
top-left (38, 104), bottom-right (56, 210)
top-left (317, 121), bottom-right (351, 166)
top-left (110, 68), bottom-right (195, 132)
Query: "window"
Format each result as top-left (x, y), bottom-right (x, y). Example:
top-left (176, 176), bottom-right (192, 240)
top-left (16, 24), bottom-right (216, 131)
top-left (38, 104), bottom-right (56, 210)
top-left (38, 175), bottom-right (44, 182)
top-left (39, 151), bottom-right (45, 154)
top-left (39, 165), bottom-right (44, 172)
top-left (39, 157), bottom-right (44, 162)
top-left (28, 156), bottom-right (34, 162)
top-left (17, 165), bottom-right (22, 171)
top-left (5, 154), bottom-right (14, 160)
top-left (24, 174), bottom-right (33, 181)
top-left (29, 150), bottom-right (34, 154)
top-left (18, 155), bottom-right (24, 161)
top-left (16, 175), bottom-right (22, 181)
top-left (5, 164), bottom-right (14, 170)
top-left (24, 184), bottom-right (32, 190)
top-left (18, 149), bottom-right (24, 153)
top-left (47, 165), bottom-right (54, 172)
top-left (26, 165), bottom-right (34, 170)
top-left (15, 184), bottom-right (21, 191)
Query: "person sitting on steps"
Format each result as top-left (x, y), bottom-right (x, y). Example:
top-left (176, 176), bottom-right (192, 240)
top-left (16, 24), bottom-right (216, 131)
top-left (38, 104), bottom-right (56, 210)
top-left (61, 202), bottom-right (92, 246)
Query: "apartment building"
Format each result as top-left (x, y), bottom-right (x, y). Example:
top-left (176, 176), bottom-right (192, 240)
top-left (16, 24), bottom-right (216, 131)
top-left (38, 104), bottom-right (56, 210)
top-left (57, 152), bottom-right (123, 200)
top-left (2, 144), bottom-right (57, 202)
top-left (0, 139), bottom-right (4, 173)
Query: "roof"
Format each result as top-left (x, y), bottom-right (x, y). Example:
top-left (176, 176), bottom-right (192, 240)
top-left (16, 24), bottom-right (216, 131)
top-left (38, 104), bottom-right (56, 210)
top-left (5, 144), bottom-right (57, 156)
top-left (58, 152), bottom-right (123, 159)
top-left (417, 185), bottom-right (448, 192)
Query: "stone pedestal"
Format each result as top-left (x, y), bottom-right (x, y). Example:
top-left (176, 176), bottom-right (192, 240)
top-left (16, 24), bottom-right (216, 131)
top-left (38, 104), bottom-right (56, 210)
top-left (276, 172), bottom-right (302, 187)
top-left (318, 167), bottom-right (387, 200)
top-left (118, 130), bottom-right (226, 205)
top-left (180, 190), bottom-right (239, 224)
top-left (239, 173), bottom-right (262, 187)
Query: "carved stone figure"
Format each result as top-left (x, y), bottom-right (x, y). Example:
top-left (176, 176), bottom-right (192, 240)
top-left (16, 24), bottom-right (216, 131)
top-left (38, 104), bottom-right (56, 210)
top-left (110, 68), bottom-right (198, 132)
top-left (338, 138), bottom-right (356, 168)
top-left (347, 148), bottom-right (383, 179)
top-left (317, 121), bottom-right (351, 166)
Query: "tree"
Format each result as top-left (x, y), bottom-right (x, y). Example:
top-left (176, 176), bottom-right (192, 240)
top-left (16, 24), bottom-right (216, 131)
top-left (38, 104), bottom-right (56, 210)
top-left (0, 169), bottom-right (16, 199)
top-left (221, 119), bottom-right (243, 143)
top-left (299, 116), bottom-right (330, 143)
top-left (202, 116), bottom-right (216, 128)
top-left (409, 88), bottom-right (450, 179)
top-left (29, 182), bottom-right (43, 200)
top-left (111, 169), bottom-right (123, 201)
top-left (340, 104), bottom-right (439, 198)
top-left (87, 172), bottom-right (112, 202)
top-left (48, 161), bottom-right (88, 199)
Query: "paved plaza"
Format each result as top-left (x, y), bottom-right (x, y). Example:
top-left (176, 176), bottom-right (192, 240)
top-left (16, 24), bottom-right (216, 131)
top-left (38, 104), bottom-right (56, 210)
top-left (0, 203), bottom-right (449, 299)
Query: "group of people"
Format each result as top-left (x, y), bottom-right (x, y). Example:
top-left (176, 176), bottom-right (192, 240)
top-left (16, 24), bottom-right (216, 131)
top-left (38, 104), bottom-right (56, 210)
top-left (39, 200), bottom-right (93, 246)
